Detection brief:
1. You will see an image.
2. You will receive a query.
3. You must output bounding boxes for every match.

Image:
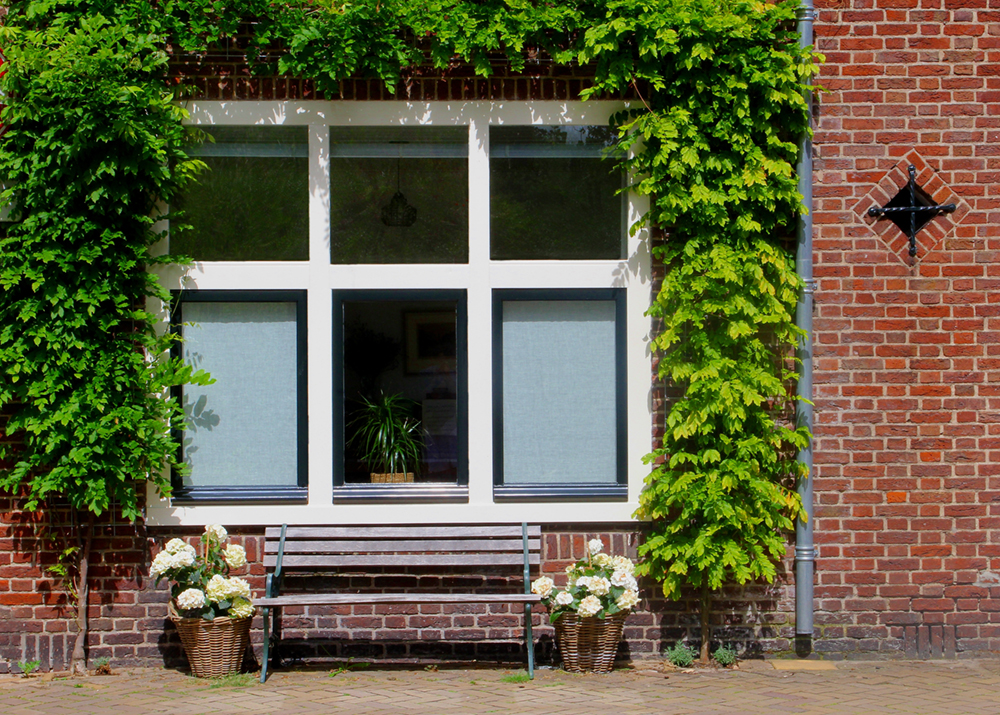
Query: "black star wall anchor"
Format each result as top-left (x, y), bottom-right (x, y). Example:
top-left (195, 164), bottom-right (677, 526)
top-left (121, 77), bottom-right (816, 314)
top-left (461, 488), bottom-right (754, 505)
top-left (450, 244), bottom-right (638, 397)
top-left (867, 164), bottom-right (956, 258)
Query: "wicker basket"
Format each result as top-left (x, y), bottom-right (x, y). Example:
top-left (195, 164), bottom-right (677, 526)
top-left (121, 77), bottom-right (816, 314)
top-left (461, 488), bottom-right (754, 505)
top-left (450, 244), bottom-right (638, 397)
top-left (554, 612), bottom-right (627, 673)
top-left (170, 604), bottom-right (252, 678)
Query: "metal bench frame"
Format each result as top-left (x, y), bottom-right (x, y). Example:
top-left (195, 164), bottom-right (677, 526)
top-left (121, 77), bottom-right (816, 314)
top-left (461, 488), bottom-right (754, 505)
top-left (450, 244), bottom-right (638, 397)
top-left (254, 523), bottom-right (542, 683)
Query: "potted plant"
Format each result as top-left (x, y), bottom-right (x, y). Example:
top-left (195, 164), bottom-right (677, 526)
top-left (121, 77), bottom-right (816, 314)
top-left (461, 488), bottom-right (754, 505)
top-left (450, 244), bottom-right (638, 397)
top-left (349, 391), bottom-right (425, 483)
top-left (531, 538), bottom-right (639, 673)
top-left (151, 525), bottom-right (254, 678)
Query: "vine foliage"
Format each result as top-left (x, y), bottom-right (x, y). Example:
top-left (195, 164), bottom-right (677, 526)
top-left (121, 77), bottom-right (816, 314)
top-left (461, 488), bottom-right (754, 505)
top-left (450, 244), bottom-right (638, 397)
top-left (0, 0), bottom-right (818, 667)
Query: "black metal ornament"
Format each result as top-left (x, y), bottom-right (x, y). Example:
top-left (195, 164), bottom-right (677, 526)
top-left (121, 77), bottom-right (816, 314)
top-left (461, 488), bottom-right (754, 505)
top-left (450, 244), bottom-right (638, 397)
top-left (867, 164), bottom-right (955, 258)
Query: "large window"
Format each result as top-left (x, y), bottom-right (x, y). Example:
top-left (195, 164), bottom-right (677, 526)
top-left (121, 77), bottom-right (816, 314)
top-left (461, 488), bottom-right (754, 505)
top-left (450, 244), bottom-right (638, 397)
top-left (493, 290), bottom-right (627, 500)
top-left (172, 291), bottom-right (308, 502)
top-left (156, 103), bottom-right (649, 524)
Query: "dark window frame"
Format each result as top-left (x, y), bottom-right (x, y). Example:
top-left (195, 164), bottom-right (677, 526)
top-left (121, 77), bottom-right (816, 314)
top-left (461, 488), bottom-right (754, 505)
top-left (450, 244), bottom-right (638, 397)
top-left (170, 289), bottom-right (309, 503)
top-left (332, 289), bottom-right (469, 502)
top-left (492, 288), bottom-right (628, 502)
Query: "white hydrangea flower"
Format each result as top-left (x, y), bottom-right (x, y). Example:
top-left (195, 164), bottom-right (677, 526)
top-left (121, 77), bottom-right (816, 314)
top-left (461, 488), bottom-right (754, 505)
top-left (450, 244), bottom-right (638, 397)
top-left (555, 591), bottom-right (574, 606)
top-left (611, 571), bottom-right (637, 592)
top-left (165, 538), bottom-right (189, 554)
top-left (587, 577), bottom-right (611, 596)
top-left (175, 588), bottom-right (206, 611)
top-left (172, 547), bottom-right (196, 569)
top-left (594, 553), bottom-right (613, 568)
top-left (531, 576), bottom-right (554, 598)
top-left (204, 524), bottom-right (228, 542)
top-left (616, 589), bottom-right (639, 610)
top-left (226, 576), bottom-right (252, 601)
top-left (577, 595), bottom-right (602, 617)
top-left (205, 574), bottom-right (230, 603)
top-left (228, 597), bottom-right (254, 620)
top-left (149, 550), bottom-right (174, 579)
top-left (224, 544), bottom-right (247, 569)
top-left (564, 564), bottom-right (576, 575)
top-left (575, 576), bottom-right (592, 590)
top-left (611, 555), bottom-right (634, 575)
top-left (588, 538), bottom-right (604, 556)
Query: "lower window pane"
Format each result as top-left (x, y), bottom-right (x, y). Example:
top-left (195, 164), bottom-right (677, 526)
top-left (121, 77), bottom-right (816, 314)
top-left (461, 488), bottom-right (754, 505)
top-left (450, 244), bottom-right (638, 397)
top-left (500, 299), bottom-right (619, 484)
top-left (341, 299), bottom-right (461, 484)
top-left (180, 300), bottom-right (301, 488)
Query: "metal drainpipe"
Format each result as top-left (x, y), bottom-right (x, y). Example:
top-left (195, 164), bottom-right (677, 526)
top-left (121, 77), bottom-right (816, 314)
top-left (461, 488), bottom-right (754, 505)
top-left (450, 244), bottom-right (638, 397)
top-left (794, 0), bottom-right (817, 645)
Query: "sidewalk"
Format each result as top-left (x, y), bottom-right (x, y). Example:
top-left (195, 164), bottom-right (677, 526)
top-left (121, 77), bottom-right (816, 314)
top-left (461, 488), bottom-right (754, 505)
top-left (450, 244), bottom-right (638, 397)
top-left (2, 658), bottom-right (1000, 715)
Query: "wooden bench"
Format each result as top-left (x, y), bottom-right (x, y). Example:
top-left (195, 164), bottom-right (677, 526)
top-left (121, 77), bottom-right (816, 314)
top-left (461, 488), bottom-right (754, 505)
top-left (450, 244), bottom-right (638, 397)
top-left (254, 523), bottom-right (542, 683)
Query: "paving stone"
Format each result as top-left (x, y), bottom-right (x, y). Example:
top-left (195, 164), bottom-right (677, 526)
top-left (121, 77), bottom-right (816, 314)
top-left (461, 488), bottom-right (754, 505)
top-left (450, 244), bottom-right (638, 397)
top-left (1, 660), bottom-right (999, 714)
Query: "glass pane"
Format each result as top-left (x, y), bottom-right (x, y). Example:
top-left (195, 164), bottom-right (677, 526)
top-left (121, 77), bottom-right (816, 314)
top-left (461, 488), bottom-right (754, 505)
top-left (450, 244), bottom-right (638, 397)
top-left (501, 300), bottom-right (618, 484)
top-left (181, 301), bottom-right (299, 487)
top-left (342, 299), bottom-right (459, 484)
top-left (491, 125), bottom-right (624, 260)
top-left (330, 127), bottom-right (468, 264)
top-left (172, 126), bottom-right (309, 261)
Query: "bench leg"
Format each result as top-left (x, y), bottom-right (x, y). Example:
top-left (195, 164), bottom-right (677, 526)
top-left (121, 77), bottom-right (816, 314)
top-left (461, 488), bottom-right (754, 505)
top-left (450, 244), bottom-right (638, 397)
top-left (260, 606), bottom-right (270, 683)
top-left (525, 603), bottom-right (535, 680)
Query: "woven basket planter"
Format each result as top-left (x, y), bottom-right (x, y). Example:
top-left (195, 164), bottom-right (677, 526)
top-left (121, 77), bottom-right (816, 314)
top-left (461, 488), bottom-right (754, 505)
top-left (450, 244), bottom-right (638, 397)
top-left (170, 605), bottom-right (252, 678)
top-left (554, 612), bottom-right (627, 673)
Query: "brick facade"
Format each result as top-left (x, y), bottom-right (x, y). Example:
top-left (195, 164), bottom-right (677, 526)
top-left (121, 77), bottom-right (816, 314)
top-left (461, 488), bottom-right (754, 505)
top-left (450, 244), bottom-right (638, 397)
top-left (808, 0), bottom-right (1000, 657)
top-left (3, 0), bottom-right (1000, 672)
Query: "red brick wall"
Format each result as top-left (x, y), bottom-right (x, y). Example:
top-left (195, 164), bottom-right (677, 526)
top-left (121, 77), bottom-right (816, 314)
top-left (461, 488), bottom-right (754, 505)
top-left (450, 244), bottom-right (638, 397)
top-left (4, 1), bottom-right (1000, 672)
top-left (810, 0), bottom-right (1000, 657)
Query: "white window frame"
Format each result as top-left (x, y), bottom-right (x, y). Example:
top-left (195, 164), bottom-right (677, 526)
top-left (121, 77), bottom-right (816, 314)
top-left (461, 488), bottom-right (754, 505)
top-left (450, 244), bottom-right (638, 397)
top-left (146, 100), bottom-right (652, 527)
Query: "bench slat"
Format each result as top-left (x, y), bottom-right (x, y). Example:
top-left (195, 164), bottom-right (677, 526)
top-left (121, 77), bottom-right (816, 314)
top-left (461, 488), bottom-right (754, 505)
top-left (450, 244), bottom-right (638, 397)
top-left (266, 538), bottom-right (540, 555)
top-left (264, 553), bottom-right (540, 568)
top-left (255, 593), bottom-right (543, 607)
top-left (265, 525), bottom-right (541, 540)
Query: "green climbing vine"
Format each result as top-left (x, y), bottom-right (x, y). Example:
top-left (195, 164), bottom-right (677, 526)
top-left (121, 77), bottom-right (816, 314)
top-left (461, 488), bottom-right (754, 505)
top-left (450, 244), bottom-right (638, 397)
top-left (0, 0), bottom-right (818, 668)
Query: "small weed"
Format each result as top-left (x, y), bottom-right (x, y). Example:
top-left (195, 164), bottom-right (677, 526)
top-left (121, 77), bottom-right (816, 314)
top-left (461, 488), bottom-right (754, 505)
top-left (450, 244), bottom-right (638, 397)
top-left (665, 643), bottom-right (696, 668)
top-left (500, 671), bottom-right (531, 684)
top-left (92, 657), bottom-right (112, 675)
top-left (329, 659), bottom-right (370, 677)
top-left (207, 673), bottom-right (256, 688)
top-left (713, 646), bottom-right (738, 667)
top-left (17, 660), bottom-right (41, 677)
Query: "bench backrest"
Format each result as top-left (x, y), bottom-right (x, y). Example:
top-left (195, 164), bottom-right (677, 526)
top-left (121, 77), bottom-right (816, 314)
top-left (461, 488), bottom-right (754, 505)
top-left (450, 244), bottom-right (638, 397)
top-left (263, 524), bottom-right (541, 572)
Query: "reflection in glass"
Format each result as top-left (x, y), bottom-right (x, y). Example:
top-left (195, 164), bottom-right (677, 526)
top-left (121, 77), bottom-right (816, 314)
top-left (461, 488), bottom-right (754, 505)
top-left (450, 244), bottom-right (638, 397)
top-left (341, 299), bottom-right (459, 484)
top-left (330, 127), bottom-right (468, 264)
top-left (172, 126), bottom-right (309, 261)
top-left (491, 125), bottom-right (624, 260)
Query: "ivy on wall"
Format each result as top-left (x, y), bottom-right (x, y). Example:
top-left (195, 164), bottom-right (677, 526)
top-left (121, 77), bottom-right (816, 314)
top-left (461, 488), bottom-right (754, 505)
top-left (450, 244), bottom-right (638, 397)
top-left (0, 0), bottom-right (818, 663)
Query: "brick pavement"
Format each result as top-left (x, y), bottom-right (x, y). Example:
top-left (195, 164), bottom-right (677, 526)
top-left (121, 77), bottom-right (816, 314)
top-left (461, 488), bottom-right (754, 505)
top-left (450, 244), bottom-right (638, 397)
top-left (2, 659), bottom-right (1000, 715)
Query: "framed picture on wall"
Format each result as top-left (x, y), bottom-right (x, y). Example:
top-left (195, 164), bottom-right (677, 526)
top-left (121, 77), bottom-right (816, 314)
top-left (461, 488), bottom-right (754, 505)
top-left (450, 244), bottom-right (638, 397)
top-left (404, 311), bottom-right (457, 374)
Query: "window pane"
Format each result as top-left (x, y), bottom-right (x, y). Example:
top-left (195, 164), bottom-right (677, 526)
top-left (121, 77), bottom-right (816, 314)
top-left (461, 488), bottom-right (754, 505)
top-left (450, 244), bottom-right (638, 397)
top-left (181, 301), bottom-right (300, 487)
top-left (501, 300), bottom-right (618, 484)
top-left (330, 127), bottom-right (468, 264)
top-left (341, 299), bottom-right (460, 484)
top-left (491, 126), bottom-right (623, 260)
top-left (172, 126), bottom-right (309, 261)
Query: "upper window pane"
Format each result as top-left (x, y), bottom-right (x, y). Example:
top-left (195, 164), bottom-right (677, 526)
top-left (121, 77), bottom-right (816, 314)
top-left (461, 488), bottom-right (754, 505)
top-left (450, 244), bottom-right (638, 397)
top-left (172, 126), bottom-right (309, 261)
top-left (329, 127), bottom-right (468, 264)
top-left (490, 125), bottom-right (624, 261)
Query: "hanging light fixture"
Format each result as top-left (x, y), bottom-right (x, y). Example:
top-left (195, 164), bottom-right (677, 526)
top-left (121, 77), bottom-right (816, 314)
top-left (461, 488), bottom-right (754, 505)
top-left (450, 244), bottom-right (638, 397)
top-left (381, 153), bottom-right (417, 227)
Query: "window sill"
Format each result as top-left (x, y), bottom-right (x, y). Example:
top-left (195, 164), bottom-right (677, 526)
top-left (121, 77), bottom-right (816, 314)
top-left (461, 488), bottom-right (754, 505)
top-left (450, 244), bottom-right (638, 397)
top-left (333, 484), bottom-right (469, 503)
top-left (170, 486), bottom-right (309, 504)
top-left (493, 484), bottom-right (628, 502)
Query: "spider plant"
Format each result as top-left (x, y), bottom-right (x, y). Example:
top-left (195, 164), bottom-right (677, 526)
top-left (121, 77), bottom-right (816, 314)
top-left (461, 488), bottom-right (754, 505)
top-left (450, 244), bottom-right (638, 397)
top-left (349, 392), bottom-right (424, 477)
